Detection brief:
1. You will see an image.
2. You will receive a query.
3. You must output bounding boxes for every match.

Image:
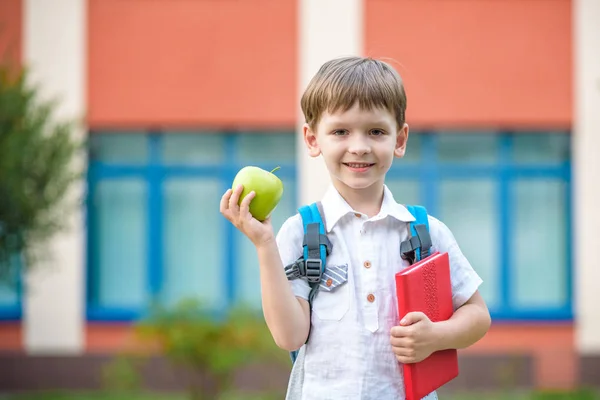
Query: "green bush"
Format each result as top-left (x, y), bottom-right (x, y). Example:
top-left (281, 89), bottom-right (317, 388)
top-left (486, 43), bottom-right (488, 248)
top-left (101, 353), bottom-right (144, 393)
top-left (132, 298), bottom-right (288, 399)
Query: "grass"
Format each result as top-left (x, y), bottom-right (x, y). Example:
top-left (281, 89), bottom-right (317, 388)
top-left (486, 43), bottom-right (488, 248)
top-left (0, 391), bottom-right (279, 400)
top-left (2, 389), bottom-right (599, 400)
top-left (0, 394), bottom-right (186, 400)
top-left (444, 389), bottom-right (600, 400)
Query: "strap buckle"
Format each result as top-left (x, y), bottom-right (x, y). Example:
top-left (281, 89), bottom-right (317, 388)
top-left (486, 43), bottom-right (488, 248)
top-left (305, 258), bottom-right (323, 283)
top-left (400, 223), bottom-right (432, 264)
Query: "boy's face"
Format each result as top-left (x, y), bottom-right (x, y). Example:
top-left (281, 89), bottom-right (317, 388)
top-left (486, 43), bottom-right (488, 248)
top-left (303, 102), bottom-right (408, 195)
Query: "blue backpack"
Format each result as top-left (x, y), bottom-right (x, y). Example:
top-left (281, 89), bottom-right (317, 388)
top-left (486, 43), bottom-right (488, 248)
top-left (285, 202), bottom-right (432, 363)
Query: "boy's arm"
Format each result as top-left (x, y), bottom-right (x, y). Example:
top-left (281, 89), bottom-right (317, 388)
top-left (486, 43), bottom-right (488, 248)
top-left (433, 290), bottom-right (490, 350)
top-left (220, 186), bottom-right (310, 352)
top-left (256, 239), bottom-right (311, 351)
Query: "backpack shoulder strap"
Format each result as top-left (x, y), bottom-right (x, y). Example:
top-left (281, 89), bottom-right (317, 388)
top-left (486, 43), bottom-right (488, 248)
top-left (298, 202), bottom-right (329, 291)
top-left (289, 201), bottom-right (330, 363)
top-left (400, 205), bottom-right (432, 264)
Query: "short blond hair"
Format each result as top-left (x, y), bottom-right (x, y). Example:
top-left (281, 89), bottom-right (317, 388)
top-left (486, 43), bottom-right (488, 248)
top-left (300, 56), bottom-right (407, 130)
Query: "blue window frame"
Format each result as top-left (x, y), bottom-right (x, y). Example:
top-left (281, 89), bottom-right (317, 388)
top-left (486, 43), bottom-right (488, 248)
top-left (0, 256), bottom-right (23, 321)
top-left (86, 131), bottom-right (297, 321)
top-left (387, 131), bottom-right (572, 321)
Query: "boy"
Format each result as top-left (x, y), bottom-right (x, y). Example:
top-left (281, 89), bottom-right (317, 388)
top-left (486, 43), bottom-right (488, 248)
top-left (220, 56), bottom-right (491, 399)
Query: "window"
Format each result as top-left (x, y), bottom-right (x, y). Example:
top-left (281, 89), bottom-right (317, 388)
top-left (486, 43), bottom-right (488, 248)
top-left (87, 131), bottom-right (297, 320)
top-left (387, 132), bottom-right (571, 320)
top-left (3, 129), bottom-right (573, 323)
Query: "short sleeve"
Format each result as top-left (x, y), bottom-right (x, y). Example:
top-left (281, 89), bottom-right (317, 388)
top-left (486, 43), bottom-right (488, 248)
top-left (428, 215), bottom-right (483, 310)
top-left (276, 213), bottom-right (311, 300)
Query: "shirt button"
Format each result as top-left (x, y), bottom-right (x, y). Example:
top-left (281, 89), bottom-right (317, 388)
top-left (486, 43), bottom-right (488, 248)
top-left (367, 293), bottom-right (375, 303)
top-left (354, 213), bottom-right (361, 218)
top-left (363, 261), bottom-right (371, 269)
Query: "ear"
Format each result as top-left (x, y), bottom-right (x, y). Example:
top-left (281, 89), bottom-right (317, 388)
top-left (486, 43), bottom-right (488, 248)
top-left (394, 123), bottom-right (409, 158)
top-left (303, 123), bottom-right (321, 157)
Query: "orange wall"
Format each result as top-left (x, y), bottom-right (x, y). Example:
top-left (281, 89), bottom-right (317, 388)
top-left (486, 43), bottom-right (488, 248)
top-left (0, 0), bottom-right (22, 66)
top-left (465, 324), bottom-right (576, 389)
top-left (365, 0), bottom-right (572, 129)
top-left (0, 323), bottom-right (23, 351)
top-left (87, 0), bottom-right (297, 129)
top-left (89, 0), bottom-right (572, 130)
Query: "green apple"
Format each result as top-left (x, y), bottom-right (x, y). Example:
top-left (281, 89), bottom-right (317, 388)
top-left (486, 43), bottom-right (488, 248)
top-left (232, 166), bottom-right (284, 221)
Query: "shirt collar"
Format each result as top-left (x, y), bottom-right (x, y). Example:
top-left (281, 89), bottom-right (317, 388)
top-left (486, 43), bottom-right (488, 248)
top-left (320, 184), bottom-right (416, 232)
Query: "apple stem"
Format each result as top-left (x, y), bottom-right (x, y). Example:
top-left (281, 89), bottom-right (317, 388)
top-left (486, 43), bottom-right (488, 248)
top-left (270, 166), bottom-right (281, 174)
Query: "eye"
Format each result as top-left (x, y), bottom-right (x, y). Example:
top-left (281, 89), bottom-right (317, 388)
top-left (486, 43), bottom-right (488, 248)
top-left (332, 129), bottom-right (348, 136)
top-left (370, 129), bottom-right (386, 136)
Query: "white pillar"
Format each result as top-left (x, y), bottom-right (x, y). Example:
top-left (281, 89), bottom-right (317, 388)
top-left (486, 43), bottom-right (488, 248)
top-left (297, 0), bottom-right (363, 205)
top-left (573, 0), bottom-right (600, 354)
top-left (23, 0), bottom-right (86, 354)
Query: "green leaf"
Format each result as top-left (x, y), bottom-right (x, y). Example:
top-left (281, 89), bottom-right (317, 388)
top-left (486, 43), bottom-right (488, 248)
top-left (0, 63), bottom-right (82, 286)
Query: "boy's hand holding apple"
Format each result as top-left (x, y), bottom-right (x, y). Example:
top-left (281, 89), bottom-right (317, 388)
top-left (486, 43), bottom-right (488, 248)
top-left (220, 166), bottom-right (284, 248)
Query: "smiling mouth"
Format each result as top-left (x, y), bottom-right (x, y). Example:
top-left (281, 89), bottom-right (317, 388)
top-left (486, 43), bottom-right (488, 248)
top-left (343, 162), bottom-right (375, 171)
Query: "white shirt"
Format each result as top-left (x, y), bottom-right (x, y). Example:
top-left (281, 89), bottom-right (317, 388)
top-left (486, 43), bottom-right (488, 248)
top-left (276, 184), bottom-right (483, 400)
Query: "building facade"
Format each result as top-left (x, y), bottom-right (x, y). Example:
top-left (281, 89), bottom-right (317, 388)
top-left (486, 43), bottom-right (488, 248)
top-left (0, 0), bottom-right (599, 391)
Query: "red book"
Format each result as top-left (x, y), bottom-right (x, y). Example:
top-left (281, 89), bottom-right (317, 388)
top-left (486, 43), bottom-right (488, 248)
top-left (395, 251), bottom-right (459, 400)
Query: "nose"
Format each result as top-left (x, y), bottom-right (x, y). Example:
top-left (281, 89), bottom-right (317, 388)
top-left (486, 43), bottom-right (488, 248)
top-left (348, 134), bottom-right (371, 155)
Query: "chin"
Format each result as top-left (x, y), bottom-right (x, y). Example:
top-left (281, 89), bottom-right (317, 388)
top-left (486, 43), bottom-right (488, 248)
top-left (338, 177), bottom-right (379, 191)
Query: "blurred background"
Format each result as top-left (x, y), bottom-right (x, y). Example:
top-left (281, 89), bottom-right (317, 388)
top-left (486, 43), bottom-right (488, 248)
top-left (0, 0), bottom-right (599, 399)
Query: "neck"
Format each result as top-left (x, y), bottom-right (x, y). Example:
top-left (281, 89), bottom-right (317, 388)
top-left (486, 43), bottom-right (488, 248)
top-left (333, 180), bottom-right (385, 218)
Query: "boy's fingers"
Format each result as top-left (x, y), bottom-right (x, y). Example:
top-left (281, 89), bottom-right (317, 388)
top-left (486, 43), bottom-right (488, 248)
top-left (391, 326), bottom-right (409, 337)
top-left (396, 354), bottom-right (416, 364)
top-left (393, 346), bottom-right (415, 358)
top-left (390, 336), bottom-right (411, 348)
top-left (400, 311), bottom-right (426, 326)
top-left (240, 191), bottom-right (255, 216)
top-left (229, 184), bottom-right (243, 210)
top-left (220, 189), bottom-right (232, 213)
